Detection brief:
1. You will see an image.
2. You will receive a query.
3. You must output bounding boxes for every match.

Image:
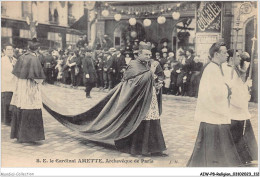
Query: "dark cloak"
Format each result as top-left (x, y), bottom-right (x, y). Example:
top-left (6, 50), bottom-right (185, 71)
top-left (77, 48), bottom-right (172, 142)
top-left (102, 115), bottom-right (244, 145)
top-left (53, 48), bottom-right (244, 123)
top-left (42, 60), bottom-right (154, 147)
top-left (12, 51), bottom-right (46, 80)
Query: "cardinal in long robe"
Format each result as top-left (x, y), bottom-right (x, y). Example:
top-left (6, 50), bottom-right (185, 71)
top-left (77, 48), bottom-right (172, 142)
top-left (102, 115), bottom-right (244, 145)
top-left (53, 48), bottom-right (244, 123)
top-left (42, 41), bottom-right (167, 156)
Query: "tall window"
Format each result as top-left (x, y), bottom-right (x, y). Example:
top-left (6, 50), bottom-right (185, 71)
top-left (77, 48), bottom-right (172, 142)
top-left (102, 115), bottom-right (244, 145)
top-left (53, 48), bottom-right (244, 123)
top-left (2, 27), bottom-right (12, 37)
top-left (1, 27), bottom-right (13, 43)
top-left (1, 2), bottom-right (7, 16)
top-left (66, 34), bottom-right (80, 48)
top-left (68, 2), bottom-right (76, 25)
top-left (48, 32), bottom-right (62, 48)
top-left (20, 29), bottom-right (31, 39)
top-left (49, 2), bottom-right (59, 24)
top-left (22, 2), bottom-right (31, 18)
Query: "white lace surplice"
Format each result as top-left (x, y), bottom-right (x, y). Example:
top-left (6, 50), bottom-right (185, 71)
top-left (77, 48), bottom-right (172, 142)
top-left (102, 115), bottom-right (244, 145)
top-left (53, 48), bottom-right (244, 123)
top-left (10, 77), bottom-right (43, 110)
top-left (144, 87), bottom-right (160, 120)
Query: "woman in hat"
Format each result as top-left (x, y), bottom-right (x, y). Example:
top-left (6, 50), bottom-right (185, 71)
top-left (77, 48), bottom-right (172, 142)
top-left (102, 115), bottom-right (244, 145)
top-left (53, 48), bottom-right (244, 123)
top-left (124, 49), bottom-right (133, 65)
top-left (10, 38), bottom-right (46, 143)
top-left (159, 38), bottom-right (171, 55)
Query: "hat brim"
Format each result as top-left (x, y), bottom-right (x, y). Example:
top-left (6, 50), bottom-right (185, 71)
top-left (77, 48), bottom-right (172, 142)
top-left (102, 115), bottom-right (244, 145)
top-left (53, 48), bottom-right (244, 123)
top-left (160, 38), bottom-right (169, 43)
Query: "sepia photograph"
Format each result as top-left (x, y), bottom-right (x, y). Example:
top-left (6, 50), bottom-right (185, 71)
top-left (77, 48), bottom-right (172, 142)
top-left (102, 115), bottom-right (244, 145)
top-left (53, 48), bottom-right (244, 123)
top-left (1, 0), bottom-right (259, 176)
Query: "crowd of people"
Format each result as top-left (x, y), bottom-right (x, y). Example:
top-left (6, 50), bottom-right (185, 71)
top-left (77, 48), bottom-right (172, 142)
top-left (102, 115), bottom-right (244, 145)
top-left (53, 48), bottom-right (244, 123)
top-left (5, 38), bottom-right (205, 98)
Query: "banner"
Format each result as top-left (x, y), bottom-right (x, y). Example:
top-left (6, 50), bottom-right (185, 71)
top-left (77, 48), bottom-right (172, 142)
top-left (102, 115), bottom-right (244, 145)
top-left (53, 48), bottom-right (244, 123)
top-left (195, 33), bottom-right (220, 64)
top-left (196, 2), bottom-right (222, 33)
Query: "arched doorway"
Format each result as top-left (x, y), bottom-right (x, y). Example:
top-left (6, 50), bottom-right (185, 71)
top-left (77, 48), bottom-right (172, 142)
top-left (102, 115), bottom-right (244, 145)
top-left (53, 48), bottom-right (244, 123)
top-left (113, 21), bottom-right (145, 48)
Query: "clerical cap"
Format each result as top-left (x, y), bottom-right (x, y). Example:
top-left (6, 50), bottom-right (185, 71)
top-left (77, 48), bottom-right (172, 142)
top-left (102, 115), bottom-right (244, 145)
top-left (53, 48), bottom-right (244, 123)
top-left (139, 41), bottom-right (152, 51)
top-left (28, 38), bottom-right (40, 50)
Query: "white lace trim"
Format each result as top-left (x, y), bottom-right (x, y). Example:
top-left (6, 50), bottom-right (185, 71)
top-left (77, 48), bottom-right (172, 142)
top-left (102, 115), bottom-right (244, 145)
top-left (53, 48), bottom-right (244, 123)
top-left (144, 87), bottom-right (160, 120)
top-left (10, 77), bottom-right (43, 109)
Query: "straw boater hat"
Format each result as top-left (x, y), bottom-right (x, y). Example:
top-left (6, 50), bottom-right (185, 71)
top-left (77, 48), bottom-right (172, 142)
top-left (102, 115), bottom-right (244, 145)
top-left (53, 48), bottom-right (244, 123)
top-left (133, 50), bottom-right (139, 55)
top-left (109, 48), bottom-right (116, 53)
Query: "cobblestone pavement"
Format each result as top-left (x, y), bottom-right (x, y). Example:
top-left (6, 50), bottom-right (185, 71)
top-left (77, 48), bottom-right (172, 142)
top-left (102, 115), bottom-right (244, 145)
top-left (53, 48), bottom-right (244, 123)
top-left (1, 84), bottom-right (258, 167)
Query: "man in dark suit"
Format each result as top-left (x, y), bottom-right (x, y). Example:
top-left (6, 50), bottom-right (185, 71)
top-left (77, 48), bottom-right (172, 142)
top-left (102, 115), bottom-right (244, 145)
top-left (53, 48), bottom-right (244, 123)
top-left (189, 56), bottom-right (203, 97)
top-left (82, 49), bottom-right (97, 98)
top-left (103, 48), bottom-right (116, 90)
top-left (43, 50), bottom-right (56, 84)
top-left (114, 48), bottom-right (126, 85)
top-left (185, 48), bottom-right (195, 96)
top-left (96, 51), bottom-right (104, 90)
